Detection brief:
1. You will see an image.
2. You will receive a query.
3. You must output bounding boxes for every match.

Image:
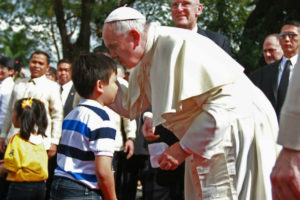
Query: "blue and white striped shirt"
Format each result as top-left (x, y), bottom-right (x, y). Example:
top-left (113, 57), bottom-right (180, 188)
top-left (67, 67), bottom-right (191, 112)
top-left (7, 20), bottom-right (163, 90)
top-left (55, 99), bottom-right (116, 189)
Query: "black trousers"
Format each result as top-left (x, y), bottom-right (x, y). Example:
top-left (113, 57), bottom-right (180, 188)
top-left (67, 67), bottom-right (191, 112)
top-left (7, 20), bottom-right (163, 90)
top-left (116, 154), bottom-right (184, 200)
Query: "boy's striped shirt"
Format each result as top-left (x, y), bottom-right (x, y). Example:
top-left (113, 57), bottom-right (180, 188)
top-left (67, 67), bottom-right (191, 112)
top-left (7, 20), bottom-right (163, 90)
top-left (55, 99), bottom-right (116, 189)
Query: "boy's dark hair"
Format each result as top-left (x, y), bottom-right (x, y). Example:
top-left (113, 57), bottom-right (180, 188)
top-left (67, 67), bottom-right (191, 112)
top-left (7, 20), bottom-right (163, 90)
top-left (72, 53), bottom-right (117, 98)
top-left (30, 50), bottom-right (50, 64)
top-left (14, 98), bottom-right (48, 140)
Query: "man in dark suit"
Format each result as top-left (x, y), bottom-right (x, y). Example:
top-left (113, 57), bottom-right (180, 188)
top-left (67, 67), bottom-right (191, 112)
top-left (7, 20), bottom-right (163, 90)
top-left (56, 59), bottom-right (76, 117)
top-left (171, 0), bottom-right (231, 54)
top-left (250, 20), bottom-right (300, 118)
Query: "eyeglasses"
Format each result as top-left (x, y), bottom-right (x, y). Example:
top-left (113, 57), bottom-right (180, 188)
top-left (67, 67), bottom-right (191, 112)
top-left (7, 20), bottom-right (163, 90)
top-left (279, 32), bottom-right (298, 39)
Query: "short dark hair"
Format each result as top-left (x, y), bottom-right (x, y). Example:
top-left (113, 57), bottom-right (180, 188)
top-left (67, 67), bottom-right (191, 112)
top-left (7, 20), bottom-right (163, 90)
top-left (93, 45), bottom-right (109, 54)
top-left (72, 53), bottom-right (117, 98)
top-left (0, 56), bottom-right (15, 69)
top-left (30, 50), bottom-right (50, 64)
top-left (57, 58), bottom-right (72, 66)
top-left (284, 20), bottom-right (300, 28)
top-left (14, 98), bottom-right (48, 140)
top-left (48, 66), bottom-right (57, 75)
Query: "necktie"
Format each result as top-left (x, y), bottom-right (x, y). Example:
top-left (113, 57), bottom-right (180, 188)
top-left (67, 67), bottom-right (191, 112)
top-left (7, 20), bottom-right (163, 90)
top-left (60, 85), bottom-right (63, 94)
top-left (276, 60), bottom-right (291, 116)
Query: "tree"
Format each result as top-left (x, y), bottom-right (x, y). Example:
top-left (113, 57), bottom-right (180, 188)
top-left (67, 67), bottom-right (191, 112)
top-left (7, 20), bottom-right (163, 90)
top-left (0, 28), bottom-right (38, 67)
top-left (237, 0), bottom-right (300, 73)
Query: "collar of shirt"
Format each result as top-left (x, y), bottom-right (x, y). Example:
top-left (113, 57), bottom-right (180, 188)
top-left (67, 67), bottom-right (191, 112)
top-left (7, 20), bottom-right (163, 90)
top-left (28, 75), bottom-right (47, 85)
top-left (192, 25), bottom-right (198, 33)
top-left (280, 54), bottom-right (298, 71)
top-left (28, 134), bottom-right (44, 145)
top-left (277, 54), bottom-right (298, 86)
top-left (78, 99), bottom-right (105, 110)
top-left (61, 81), bottom-right (73, 93)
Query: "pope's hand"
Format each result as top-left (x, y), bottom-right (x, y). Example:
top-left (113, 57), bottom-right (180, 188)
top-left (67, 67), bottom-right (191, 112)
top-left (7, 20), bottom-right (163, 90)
top-left (158, 142), bottom-right (190, 170)
top-left (142, 117), bottom-right (159, 142)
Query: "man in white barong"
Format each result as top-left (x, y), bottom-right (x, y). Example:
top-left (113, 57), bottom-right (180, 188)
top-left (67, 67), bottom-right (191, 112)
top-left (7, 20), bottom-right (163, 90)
top-left (103, 7), bottom-right (280, 200)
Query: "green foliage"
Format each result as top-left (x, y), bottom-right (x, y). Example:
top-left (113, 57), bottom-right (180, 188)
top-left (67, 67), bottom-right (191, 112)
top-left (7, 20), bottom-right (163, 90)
top-left (199, 0), bottom-right (255, 57)
top-left (0, 28), bottom-right (38, 67)
top-left (1, 0), bottom-right (299, 71)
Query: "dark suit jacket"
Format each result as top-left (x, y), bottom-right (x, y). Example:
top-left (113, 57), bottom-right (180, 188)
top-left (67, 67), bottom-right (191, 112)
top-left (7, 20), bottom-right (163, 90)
top-left (63, 85), bottom-right (76, 118)
top-left (198, 27), bottom-right (231, 55)
top-left (249, 60), bottom-right (282, 117)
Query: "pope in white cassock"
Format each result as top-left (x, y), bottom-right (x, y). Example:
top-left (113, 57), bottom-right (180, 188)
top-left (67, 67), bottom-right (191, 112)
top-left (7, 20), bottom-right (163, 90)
top-left (103, 7), bottom-right (280, 200)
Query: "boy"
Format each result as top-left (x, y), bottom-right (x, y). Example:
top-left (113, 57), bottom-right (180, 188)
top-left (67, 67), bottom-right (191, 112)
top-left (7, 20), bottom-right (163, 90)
top-left (50, 53), bottom-right (118, 200)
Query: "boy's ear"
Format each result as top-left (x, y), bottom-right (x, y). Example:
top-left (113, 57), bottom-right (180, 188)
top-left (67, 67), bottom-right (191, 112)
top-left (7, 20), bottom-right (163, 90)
top-left (96, 80), bottom-right (104, 94)
top-left (130, 29), bottom-right (140, 49)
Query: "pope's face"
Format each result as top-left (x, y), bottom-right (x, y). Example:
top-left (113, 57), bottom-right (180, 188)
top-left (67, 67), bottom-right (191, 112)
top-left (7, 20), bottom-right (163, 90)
top-left (171, 0), bottom-right (202, 30)
top-left (103, 24), bottom-right (142, 69)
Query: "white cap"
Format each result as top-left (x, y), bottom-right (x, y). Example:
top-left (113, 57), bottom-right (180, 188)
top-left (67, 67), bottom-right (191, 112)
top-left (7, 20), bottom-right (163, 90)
top-left (104, 7), bottom-right (146, 23)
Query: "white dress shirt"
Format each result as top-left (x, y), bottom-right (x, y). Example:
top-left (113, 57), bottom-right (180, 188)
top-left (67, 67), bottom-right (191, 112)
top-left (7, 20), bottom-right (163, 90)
top-left (277, 54), bottom-right (298, 87)
top-left (59, 81), bottom-right (73, 106)
top-left (0, 77), bottom-right (14, 132)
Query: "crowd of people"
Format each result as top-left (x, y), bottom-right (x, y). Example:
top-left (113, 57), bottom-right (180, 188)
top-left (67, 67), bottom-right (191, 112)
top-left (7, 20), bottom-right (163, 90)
top-left (0, 0), bottom-right (299, 200)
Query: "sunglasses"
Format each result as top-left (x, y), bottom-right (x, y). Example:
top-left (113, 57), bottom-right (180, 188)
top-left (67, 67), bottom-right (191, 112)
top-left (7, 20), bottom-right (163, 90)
top-left (279, 32), bottom-right (298, 39)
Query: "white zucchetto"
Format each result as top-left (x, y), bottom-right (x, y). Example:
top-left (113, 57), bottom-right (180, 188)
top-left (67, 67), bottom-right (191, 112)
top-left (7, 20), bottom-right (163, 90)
top-left (104, 7), bottom-right (146, 23)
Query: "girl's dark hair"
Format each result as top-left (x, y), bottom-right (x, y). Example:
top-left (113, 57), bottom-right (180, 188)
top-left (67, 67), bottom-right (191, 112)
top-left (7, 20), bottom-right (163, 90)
top-left (14, 98), bottom-right (48, 140)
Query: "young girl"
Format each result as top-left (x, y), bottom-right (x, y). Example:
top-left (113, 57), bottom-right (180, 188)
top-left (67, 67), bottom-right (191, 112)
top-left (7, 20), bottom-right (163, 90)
top-left (4, 97), bottom-right (48, 200)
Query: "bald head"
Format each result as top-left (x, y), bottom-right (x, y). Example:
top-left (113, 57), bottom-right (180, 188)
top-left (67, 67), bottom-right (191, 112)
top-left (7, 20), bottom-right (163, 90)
top-left (263, 34), bottom-right (283, 64)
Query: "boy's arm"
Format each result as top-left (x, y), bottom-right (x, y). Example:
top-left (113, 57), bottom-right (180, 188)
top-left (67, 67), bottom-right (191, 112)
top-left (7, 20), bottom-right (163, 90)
top-left (95, 155), bottom-right (117, 200)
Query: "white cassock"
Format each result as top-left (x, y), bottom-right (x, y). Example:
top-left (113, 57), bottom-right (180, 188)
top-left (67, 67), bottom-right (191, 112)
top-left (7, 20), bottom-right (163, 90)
top-left (110, 23), bottom-right (280, 200)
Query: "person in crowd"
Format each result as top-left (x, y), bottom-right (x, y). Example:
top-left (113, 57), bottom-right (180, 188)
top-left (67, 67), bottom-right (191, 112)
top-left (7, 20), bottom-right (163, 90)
top-left (0, 51), bottom-right (63, 154)
top-left (0, 56), bottom-right (15, 200)
top-left (13, 60), bottom-right (25, 81)
top-left (56, 59), bottom-right (76, 117)
top-left (4, 98), bottom-right (48, 200)
top-left (50, 53), bottom-right (118, 200)
top-left (143, 1), bottom-right (233, 197)
top-left (250, 21), bottom-right (300, 118)
top-left (46, 66), bottom-right (57, 82)
top-left (171, 0), bottom-right (231, 54)
top-left (0, 57), bottom-right (15, 135)
top-left (0, 51), bottom-right (63, 199)
top-left (103, 7), bottom-right (279, 200)
top-left (270, 48), bottom-right (300, 200)
top-left (109, 64), bottom-right (137, 200)
top-left (262, 34), bottom-right (283, 64)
